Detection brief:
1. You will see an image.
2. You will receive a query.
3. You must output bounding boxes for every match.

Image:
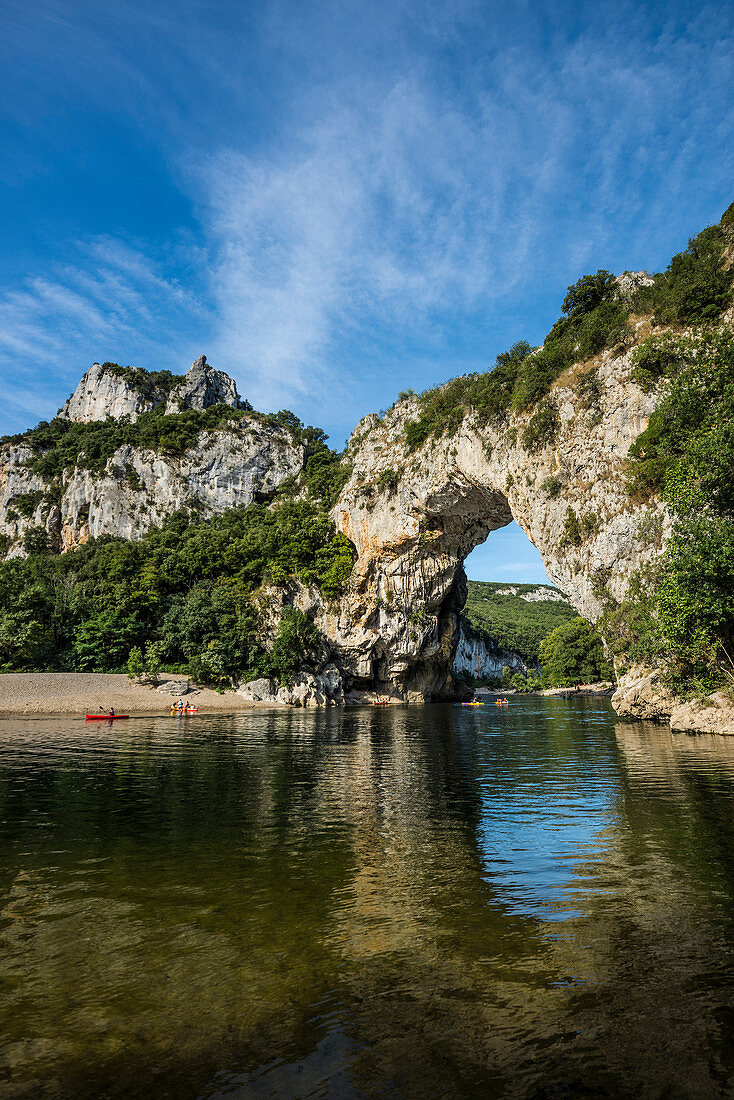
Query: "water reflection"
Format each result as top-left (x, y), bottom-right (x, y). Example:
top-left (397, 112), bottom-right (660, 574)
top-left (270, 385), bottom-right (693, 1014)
top-left (0, 704), bottom-right (732, 1097)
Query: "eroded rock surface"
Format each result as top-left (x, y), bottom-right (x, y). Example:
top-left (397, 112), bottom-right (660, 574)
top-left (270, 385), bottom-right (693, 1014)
top-left (238, 666), bottom-right (345, 707)
top-left (322, 339), bottom-right (668, 702)
top-left (58, 356), bottom-right (251, 423)
top-left (670, 693), bottom-right (734, 736)
top-left (492, 585), bottom-right (570, 603)
top-left (452, 622), bottom-right (535, 680)
top-left (611, 666), bottom-right (679, 722)
top-left (0, 418), bottom-right (303, 555)
top-left (4, 335), bottom-right (732, 730)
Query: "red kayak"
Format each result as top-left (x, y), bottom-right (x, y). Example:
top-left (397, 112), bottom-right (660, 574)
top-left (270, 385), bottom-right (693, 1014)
top-left (85, 714), bottom-right (129, 721)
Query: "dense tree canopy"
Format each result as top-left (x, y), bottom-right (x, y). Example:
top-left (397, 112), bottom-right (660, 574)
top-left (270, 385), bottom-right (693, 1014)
top-left (606, 326), bottom-right (734, 693)
top-left (0, 415), bottom-right (355, 684)
top-left (539, 618), bottom-right (613, 688)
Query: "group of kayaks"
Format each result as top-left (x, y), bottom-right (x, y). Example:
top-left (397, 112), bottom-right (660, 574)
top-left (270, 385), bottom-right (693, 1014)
top-left (461, 698), bottom-right (509, 707)
top-left (84, 707), bottom-right (198, 721)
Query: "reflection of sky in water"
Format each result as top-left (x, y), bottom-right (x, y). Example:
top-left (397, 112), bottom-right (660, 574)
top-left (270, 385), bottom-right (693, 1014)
top-left (475, 730), bottom-right (618, 920)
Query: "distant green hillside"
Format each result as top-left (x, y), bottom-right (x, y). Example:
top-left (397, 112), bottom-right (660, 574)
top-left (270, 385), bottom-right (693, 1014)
top-left (462, 580), bottom-right (576, 665)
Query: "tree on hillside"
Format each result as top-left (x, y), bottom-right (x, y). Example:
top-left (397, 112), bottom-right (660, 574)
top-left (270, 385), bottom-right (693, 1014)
top-left (539, 617), bottom-right (612, 688)
top-left (561, 270), bottom-right (616, 318)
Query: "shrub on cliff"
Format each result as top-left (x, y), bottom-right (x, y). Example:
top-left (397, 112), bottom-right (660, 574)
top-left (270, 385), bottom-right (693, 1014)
top-left (101, 363), bottom-right (185, 398)
top-left (270, 609), bottom-right (322, 683)
top-left (630, 223), bottom-right (734, 325)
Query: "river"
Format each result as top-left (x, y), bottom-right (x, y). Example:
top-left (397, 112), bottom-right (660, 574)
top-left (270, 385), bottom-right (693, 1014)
top-left (0, 698), bottom-right (733, 1097)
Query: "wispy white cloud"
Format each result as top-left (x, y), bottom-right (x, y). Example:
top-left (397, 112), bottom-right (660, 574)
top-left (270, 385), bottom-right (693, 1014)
top-left (1, 0), bottom-right (733, 443)
top-left (0, 240), bottom-right (207, 431)
top-left (199, 6), bottom-right (734, 426)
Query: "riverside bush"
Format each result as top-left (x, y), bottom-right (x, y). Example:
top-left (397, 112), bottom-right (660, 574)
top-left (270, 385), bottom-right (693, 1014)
top-left (539, 617), bottom-right (613, 687)
top-left (0, 499), bottom-right (355, 679)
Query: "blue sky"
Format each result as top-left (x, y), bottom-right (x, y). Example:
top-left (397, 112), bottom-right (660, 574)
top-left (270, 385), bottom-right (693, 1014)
top-left (1, 0), bottom-right (733, 583)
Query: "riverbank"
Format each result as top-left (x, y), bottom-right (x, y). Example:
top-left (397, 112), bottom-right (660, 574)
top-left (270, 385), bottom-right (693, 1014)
top-left (538, 681), bottom-right (616, 697)
top-left (0, 673), bottom-right (259, 715)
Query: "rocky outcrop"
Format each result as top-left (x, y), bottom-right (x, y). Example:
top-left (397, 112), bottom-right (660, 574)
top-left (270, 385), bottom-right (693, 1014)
top-left (0, 417), bottom-right (303, 555)
top-left (611, 666), bottom-right (679, 722)
top-left (492, 584), bottom-right (570, 604)
top-left (165, 356), bottom-right (251, 415)
top-left (238, 666), bottom-right (345, 707)
top-left (3, 323), bottom-right (731, 728)
top-left (670, 693), bottom-right (734, 736)
top-left (156, 680), bottom-right (191, 696)
top-left (613, 667), bottom-right (734, 734)
top-left (452, 622), bottom-right (535, 681)
top-left (58, 356), bottom-right (251, 423)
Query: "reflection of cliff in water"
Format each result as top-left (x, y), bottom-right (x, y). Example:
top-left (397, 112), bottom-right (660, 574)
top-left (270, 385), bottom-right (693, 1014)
top-left (1, 706), bottom-right (734, 1097)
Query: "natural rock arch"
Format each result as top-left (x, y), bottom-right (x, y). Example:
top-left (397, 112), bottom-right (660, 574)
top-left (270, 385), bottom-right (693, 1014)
top-left (324, 343), bottom-right (667, 701)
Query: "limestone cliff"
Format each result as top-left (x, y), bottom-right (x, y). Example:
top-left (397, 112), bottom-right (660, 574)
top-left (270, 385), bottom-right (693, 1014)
top-left (58, 355), bottom-right (251, 423)
top-left (452, 622), bottom-right (536, 681)
top-left (0, 359), bottom-right (301, 556)
top-left (2, 235), bottom-right (732, 732)
top-left (316, 334), bottom-right (667, 702)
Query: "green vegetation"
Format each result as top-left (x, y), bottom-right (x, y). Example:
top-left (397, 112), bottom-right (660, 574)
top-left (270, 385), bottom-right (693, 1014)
top-left (11, 490), bottom-right (45, 518)
top-left (541, 475), bottom-right (562, 498)
top-left (376, 468), bottom-right (400, 495)
top-left (521, 400), bottom-right (559, 451)
top-left (461, 581), bottom-right (577, 666)
top-left (627, 329), bottom-right (734, 507)
top-left (0, 499), bottom-right (354, 681)
top-left (561, 506), bottom-right (600, 547)
top-left (539, 617), bottom-right (614, 687)
top-left (628, 218), bottom-right (734, 325)
top-left (0, 409), bottom-right (355, 684)
top-left (126, 641), bottom-right (162, 684)
top-left (101, 362), bottom-right (185, 398)
top-left (603, 326), bottom-right (734, 694)
top-left (402, 205), bottom-right (733, 451)
top-left (461, 580), bottom-right (612, 688)
top-left (0, 405), bottom-right (248, 479)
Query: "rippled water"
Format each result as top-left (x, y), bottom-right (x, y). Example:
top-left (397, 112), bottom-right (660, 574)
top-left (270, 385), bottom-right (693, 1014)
top-left (1, 698), bottom-right (734, 1097)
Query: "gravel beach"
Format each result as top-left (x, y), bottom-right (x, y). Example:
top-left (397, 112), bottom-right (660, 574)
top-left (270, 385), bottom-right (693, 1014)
top-left (0, 673), bottom-right (263, 715)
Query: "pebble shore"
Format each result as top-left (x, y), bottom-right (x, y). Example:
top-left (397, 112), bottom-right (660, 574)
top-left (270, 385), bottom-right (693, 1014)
top-left (0, 673), bottom-right (259, 715)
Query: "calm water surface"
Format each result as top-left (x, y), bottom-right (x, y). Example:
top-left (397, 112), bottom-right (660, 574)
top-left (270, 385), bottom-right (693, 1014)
top-left (1, 698), bottom-right (734, 1098)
